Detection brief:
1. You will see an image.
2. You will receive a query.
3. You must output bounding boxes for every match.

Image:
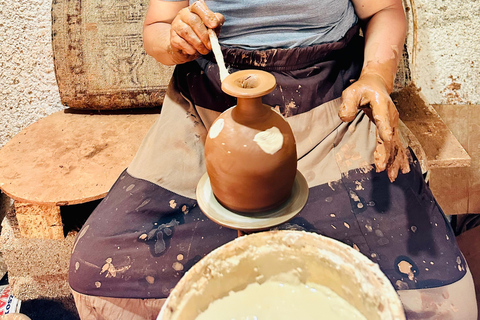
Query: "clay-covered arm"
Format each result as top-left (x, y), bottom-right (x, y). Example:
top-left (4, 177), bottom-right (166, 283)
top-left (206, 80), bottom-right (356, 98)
top-left (143, 0), bottom-right (224, 66)
top-left (339, 0), bottom-right (410, 182)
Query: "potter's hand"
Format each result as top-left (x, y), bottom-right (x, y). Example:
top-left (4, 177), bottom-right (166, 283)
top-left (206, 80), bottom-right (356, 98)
top-left (338, 73), bottom-right (410, 182)
top-left (169, 0), bottom-right (224, 64)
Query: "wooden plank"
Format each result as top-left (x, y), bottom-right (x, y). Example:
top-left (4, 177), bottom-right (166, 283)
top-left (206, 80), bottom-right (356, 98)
top-left (431, 105), bottom-right (480, 214)
top-left (465, 106), bottom-right (480, 213)
top-left (392, 85), bottom-right (471, 169)
top-left (429, 167), bottom-right (469, 215)
top-left (0, 109), bottom-right (159, 205)
top-left (14, 202), bottom-right (64, 240)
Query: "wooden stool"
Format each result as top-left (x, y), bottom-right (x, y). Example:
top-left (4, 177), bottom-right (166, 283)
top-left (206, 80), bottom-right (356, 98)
top-left (0, 109), bottom-right (159, 240)
top-left (0, 109), bottom-right (160, 300)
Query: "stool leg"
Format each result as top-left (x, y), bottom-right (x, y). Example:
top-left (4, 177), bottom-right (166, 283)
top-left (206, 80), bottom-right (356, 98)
top-left (14, 202), bottom-right (64, 240)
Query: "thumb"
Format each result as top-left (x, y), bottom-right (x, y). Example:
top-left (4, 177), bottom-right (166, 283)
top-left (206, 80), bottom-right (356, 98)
top-left (339, 87), bottom-right (363, 122)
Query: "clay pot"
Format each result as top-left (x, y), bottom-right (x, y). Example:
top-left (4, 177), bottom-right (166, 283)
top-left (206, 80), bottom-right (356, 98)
top-left (204, 70), bottom-right (297, 213)
top-left (158, 231), bottom-right (406, 320)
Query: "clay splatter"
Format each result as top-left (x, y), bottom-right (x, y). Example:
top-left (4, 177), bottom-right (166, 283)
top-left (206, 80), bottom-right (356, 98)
top-left (172, 262), bottom-right (184, 271)
top-left (146, 276), bottom-right (155, 284)
top-left (135, 198), bottom-right (151, 211)
top-left (396, 280), bottom-right (409, 290)
top-left (100, 258), bottom-right (131, 278)
top-left (398, 260), bottom-right (415, 281)
top-left (354, 181), bottom-right (364, 191)
top-left (209, 119), bottom-right (224, 139)
top-left (253, 127), bottom-right (284, 155)
top-left (138, 219), bottom-right (181, 255)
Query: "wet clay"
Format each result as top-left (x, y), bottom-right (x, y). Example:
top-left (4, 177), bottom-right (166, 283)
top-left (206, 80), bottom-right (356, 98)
top-left (159, 231), bottom-right (406, 320)
top-left (195, 279), bottom-right (367, 320)
top-left (204, 70), bottom-right (297, 212)
top-left (189, 0), bottom-right (220, 29)
top-left (338, 59), bottom-right (410, 182)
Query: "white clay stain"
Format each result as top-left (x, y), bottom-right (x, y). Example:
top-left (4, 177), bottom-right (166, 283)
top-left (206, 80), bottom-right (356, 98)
top-left (253, 127), bottom-right (284, 155)
top-left (209, 119), bottom-right (225, 139)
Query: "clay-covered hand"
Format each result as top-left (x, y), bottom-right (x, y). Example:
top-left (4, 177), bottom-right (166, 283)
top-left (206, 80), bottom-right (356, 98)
top-left (169, 0), bottom-right (224, 64)
top-left (338, 72), bottom-right (410, 182)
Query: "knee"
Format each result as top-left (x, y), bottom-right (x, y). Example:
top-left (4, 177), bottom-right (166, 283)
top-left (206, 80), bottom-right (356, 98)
top-left (397, 268), bottom-right (477, 319)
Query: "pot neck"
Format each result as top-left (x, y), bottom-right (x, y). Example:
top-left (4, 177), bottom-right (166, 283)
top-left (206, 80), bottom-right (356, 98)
top-left (232, 97), bottom-right (270, 124)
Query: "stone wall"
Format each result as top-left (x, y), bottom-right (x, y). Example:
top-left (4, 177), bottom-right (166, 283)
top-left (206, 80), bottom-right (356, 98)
top-left (410, 0), bottom-right (480, 104)
top-left (0, 0), bottom-right (64, 149)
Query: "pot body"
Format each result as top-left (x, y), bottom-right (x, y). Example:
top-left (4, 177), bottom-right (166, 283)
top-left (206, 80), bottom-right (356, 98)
top-left (204, 70), bottom-right (297, 213)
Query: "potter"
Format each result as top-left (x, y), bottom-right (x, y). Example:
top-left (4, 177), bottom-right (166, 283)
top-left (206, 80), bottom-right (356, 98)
top-left (69, 1), bottom-right (478, 319)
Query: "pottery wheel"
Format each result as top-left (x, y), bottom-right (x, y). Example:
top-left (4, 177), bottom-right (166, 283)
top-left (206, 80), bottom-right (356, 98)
top-left (196, 170), bottom-right (309, 232)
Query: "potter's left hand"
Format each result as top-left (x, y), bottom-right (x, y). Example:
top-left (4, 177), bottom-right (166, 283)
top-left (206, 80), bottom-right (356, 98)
top-left (338, 72), bottom-right (410, 182)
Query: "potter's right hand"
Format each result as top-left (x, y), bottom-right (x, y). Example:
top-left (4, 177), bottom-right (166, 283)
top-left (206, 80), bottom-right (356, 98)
top-left (169, 0), bottom-right (224, 64)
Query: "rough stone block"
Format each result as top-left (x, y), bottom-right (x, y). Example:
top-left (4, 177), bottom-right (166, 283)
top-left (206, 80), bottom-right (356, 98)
top-left (0, 210), bottom-right (76, 300)
top-left (14, 202), bottom-right (63, 240)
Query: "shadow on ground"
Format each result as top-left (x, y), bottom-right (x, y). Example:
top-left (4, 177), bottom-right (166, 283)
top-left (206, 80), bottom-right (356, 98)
top-left (21, 297), bottom-right (79, 320)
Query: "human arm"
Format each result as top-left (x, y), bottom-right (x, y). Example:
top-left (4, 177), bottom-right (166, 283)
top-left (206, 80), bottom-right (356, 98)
top-left (143, 0), bottom-right (224, 66)
top-left (338, 0), bottom-right (409, 182)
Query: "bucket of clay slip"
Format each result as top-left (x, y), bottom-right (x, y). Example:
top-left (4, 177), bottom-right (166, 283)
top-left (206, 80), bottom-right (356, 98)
top-left (157, 230), bottom-right (405, 320)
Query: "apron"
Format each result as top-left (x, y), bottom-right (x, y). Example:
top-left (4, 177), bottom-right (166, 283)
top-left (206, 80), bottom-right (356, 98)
top-left (69, 25), bottom-right (467, 299)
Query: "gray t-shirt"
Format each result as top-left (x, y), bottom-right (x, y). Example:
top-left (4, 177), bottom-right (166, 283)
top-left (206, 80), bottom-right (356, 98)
top-left (165, 0), bottom-right (358, 50)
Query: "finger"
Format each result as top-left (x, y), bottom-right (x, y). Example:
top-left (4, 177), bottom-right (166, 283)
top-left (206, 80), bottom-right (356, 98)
top-left (371, 98), bottom-right (395, 143)
top-left (190, 0), bottom-right (222, 29)
top-left (388, 165), bottom-right (398, 182)
top-left (374, 129), bottom-right (388, 172)
top-left (399, 147), bottom-right (411, 174)
top-left (170, 29), bottom-right (201, 56)
top-left (215, 13), bottom-right (225, 28)
top-left (184, 12), bottom-right (212, 52)
top-left (172, 16), bottom-right (210, 55)
top-left (339, 86), bottom-right (364, 122)
top-left (387, 145), bottom-right (401, 182)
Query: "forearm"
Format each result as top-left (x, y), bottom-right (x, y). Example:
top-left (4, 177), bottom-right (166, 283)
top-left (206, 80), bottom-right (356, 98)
top-left (143, 22), bottom-right (181, 66)
top-left (361, 4), bottom-right (407, 93)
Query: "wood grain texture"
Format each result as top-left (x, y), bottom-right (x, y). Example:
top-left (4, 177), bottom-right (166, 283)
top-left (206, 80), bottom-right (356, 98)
top-left (0, 109), bottom-right (160, 205)
top-left (431, 104), bottom-right (480, 214)
top-left (392, 84), bottom-right (471, 169)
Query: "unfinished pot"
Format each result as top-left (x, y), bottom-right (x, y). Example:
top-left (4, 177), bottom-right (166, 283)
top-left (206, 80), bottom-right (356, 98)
top-left (157, 230), bottom-right (405, 320)
top-left (204, 70), bottom-right (297, 213)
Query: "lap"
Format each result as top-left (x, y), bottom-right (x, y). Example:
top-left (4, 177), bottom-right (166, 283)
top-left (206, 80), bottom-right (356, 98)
top-left (398, 267), bottom-right (477, 319)
top-left (69, 160), bottom-right (468, 299)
